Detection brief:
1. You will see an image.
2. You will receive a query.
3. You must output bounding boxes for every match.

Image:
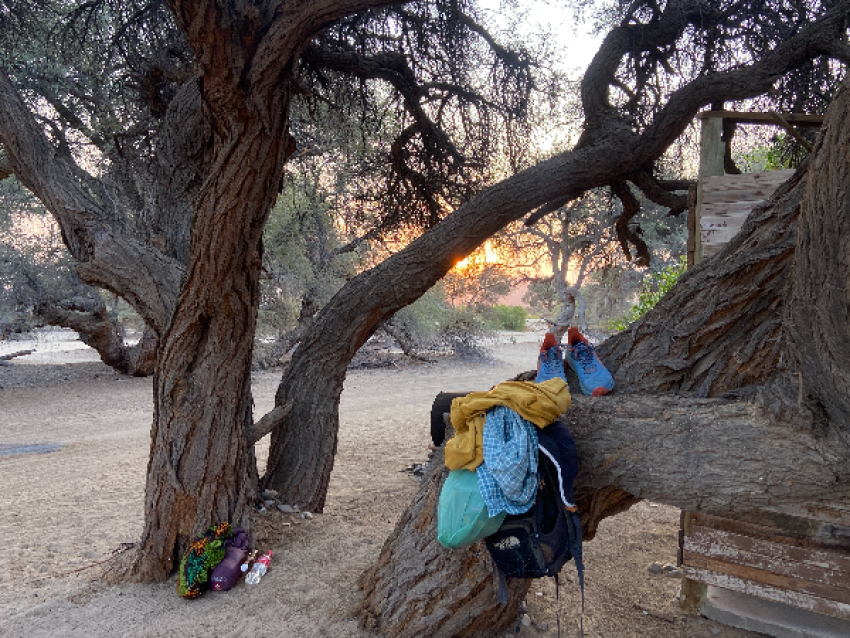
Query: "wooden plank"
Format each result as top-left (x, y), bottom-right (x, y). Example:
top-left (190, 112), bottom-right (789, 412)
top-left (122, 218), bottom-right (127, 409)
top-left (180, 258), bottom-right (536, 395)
top-left (700, 202), bottom-right (765, 217)
top-left (766, 502), bottom-right (850, 529)
top-left (702, 169), bottom-right (795, 189)
top-left (700, 215), bottom-right (747, 232)
top-left (702, 225), bottom-right (743, 247)
top-left (689, 511), bottom-right (850, 554)
top-left (684, 526), bottom-right (850, 589)
top-left (684, 555), bottom-right (850, 607)
top-left (697, 111), bottom-right (825, 127)
top-left (702, 170), bottom-right (796, 204)
top-left (684, 567), bottom-right (850, 620)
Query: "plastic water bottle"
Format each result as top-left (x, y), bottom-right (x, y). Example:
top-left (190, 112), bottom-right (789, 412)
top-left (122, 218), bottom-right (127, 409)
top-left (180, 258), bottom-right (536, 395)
top-left (245, 550), bottom-right (272, 585)
top-left (240, 550), bottom-right (259, 573)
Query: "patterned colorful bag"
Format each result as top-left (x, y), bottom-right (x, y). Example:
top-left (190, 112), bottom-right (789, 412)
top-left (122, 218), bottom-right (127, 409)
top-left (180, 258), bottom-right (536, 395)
top-left (177, 522), bottom-right (234, 598)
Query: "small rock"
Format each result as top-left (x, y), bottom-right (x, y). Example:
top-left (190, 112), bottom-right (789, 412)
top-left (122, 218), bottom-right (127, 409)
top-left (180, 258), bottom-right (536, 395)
top-left (537, 622), bottom-right (548, 631)
top-left (277, 504), bottom-right (296, 513)
top-left (262, 489), bottom-right (279, 499)
top-left (301, 512), bottom-right (313, 520)
top-left (710, 628), bottom-right (722, 636)
top-left (661, 563), bottom-right (677, 572)
top-left (664, 568), bottom-right (683, 578)
top-left (264, 499), bottom-right (276, 508)
top-left (648, 562), bottom-right (664, 575)
top-left (521, 615), bottom-right (532, 627)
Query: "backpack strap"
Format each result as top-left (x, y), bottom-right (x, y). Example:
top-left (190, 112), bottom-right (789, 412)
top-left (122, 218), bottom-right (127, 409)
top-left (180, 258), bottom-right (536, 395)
top-left (492, 558), bottom-right (509, 605)
top-left (567, 510), bottom-right (585, 637)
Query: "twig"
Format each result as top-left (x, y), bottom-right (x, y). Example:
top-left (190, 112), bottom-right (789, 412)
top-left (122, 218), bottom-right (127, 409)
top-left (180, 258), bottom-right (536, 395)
top-left (0, 349), bottom-right (34, 361)
top-left (632, 604), bottom-right (678, 624)
top-left (27, 543), bottom-right (136, 583)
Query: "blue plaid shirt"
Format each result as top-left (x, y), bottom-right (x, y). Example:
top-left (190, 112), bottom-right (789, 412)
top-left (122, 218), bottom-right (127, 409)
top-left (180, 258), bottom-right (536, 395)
top-left (476, 405), bottom-right (538, 517)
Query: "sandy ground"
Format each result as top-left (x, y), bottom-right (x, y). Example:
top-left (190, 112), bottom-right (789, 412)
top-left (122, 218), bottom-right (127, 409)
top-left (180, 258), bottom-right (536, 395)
top-left (0, 331), bottom-right (767, 638)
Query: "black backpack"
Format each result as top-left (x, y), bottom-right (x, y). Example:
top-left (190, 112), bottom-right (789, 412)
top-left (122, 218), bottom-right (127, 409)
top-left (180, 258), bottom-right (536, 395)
top-left (485, 427), bottom-right (585, 635)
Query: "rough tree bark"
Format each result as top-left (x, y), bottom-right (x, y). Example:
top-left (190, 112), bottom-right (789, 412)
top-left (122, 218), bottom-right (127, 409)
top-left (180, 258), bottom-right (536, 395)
top-left (786, 89), bottom-right (850, 430)
top-left (3, 0), bottom-right (850, 592)
top-left (358, 444), bottom-right (529, 638)
top-left (124, 0), bottom-right (300, 581)
top-left (0, 0), bottom-right (399, 581)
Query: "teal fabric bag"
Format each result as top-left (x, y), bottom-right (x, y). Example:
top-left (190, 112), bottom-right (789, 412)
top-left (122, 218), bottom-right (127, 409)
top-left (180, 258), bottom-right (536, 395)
top-left (437, 469), bottom-right (507, 549)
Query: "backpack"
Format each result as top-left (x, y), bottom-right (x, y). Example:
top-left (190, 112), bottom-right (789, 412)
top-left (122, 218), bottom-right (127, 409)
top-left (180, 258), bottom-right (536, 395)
top-left (485, 421), bottom-right (585, 635)
top-left (177, 522), bottom-right (236, 599)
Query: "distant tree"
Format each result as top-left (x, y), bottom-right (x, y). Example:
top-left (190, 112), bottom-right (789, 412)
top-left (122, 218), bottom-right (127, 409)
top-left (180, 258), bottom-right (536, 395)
top-left (441, 253), bottom-right (512, 308)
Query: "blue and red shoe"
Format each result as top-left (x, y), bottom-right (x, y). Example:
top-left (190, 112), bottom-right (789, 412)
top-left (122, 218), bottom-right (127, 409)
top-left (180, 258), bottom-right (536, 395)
top-left (565, 328), bottom-right (614, 396)
top-left (535, 332), bottom-right (566, 383)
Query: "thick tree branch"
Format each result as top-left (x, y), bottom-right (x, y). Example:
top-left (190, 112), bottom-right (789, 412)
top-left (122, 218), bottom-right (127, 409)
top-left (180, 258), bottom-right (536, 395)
top-left (629, 169), bottom-right (689, 215)
top-left (35, 299), bottom-right (155, 376)
top-left (636, 2), bottom-right (850, 164)
top-left (0, 71), bottom-right (183, 334)
top-left (248, 401), bottom-right (293, 446)
top-left (611, 180), bottom-right (651, 266)
top-left (566, 391), bottom-right (850, 517)
top-left (600, 162), bottom-right (807, 397)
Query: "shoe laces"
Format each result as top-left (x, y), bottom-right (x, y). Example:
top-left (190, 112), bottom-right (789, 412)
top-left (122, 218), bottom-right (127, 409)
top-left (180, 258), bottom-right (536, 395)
top-left (540, 346), bottom-right (563, 376)
top-left (570, 342), bottom-right (597, 373)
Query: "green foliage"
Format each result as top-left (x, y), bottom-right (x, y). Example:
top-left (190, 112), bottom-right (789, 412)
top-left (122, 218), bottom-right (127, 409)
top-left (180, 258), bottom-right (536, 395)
top-left (258, 168), bottom-right (360, 339)
top-left (441, 261), bottom-right (512, 308)
top-left (580, 265), bottom-right (642, 331)
top-left (0, 177), bottom-right (76, 322)
top-left (492, 304), bottom-right (527, 331)
top-left (738, 134), bottom-right (800, 172)
top-left (608, 256), bottom-right (687, 331)
top-left (390, 286), bottom-right (451, 345)
top-left (389, 285), bottom-right (495, 359)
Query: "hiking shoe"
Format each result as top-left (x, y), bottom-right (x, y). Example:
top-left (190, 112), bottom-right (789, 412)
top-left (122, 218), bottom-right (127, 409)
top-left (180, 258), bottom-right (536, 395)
top-left (564, 328), bottom-right (614, 396)
top-left (535, 333), bottom-right (566, 383)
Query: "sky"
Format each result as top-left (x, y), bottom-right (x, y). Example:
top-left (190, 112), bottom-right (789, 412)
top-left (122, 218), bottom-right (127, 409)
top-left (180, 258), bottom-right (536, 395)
top-left (476, 0), bottom-right (606, 79)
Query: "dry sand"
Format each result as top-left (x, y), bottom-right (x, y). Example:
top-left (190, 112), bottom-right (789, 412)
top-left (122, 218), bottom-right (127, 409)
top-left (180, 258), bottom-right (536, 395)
top-left (0, 332), bottom-right (765, 638)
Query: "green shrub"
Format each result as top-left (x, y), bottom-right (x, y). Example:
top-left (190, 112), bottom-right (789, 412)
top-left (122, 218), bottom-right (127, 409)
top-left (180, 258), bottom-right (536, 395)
top-left (438, 305), bottom-right (492, 358)
top-left (493, 304), bottom-right (527, 331)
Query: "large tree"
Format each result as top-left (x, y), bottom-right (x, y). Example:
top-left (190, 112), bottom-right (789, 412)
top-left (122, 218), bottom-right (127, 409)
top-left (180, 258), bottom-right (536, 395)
top-left (1, 1), bottom-right (849, 607)
top-left (357, 53), bottom-right (850, 638)
top-left (0, 0), bottom-right (536, 581)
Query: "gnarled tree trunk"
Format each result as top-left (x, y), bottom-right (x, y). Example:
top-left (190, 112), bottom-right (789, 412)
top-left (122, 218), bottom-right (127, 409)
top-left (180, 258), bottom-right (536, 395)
top-left (263, 4), bottom-right (850, 513)
top-left (124, 0), bottom-right (298, 580)
top-left (358, 445), bottom-right (529, 638)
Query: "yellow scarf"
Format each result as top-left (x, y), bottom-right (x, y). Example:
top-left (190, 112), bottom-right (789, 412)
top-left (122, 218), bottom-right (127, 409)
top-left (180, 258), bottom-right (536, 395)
top-left (444, 378), bottom-right (571, 471)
